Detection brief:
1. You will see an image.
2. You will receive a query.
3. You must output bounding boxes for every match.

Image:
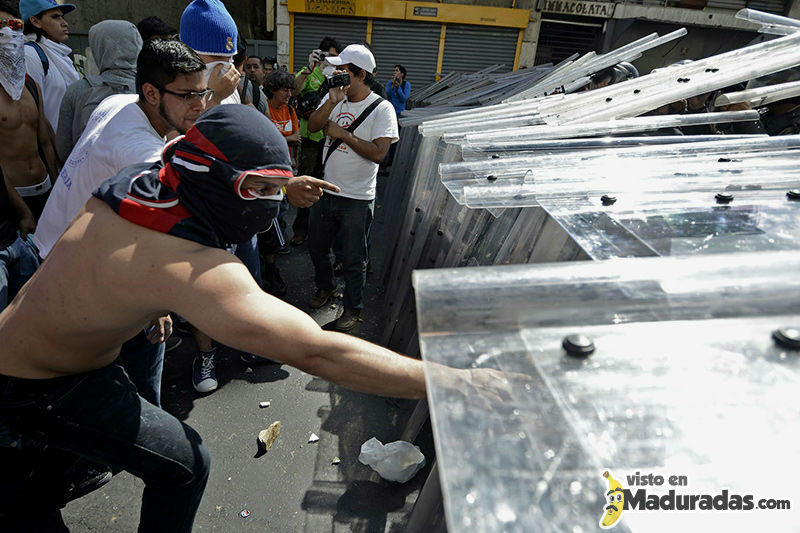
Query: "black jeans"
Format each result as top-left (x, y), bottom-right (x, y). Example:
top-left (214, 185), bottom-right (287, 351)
top-left (0, 364), bottom-right (210, 532)
top-left (308, 194), bottom-right (374, 311)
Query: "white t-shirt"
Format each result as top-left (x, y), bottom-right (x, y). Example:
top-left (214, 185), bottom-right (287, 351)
top-left (319, 92), bottom-right (398, 201)
top-left (34, 94), bottom-right (164, 258)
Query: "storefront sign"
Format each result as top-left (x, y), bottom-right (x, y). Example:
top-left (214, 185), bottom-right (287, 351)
top-left (538, 0), bottom-right (615, 18)
top-left (413, 6), bottom-right (438, 17)
top-left (305, 0), bottom-right (356, 16)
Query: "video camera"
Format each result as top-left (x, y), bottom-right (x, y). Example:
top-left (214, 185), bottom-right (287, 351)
top-left (325, 72), bottom-right (351, 89)
top-left (295, 90), bottom-right (322, 117)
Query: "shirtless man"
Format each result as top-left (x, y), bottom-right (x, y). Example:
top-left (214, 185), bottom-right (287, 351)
top-left (0, 1), bottom-right (59, 219)
top-left (0, 105), bottom-right (501, 531)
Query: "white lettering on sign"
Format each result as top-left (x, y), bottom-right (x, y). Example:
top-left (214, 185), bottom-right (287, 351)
top-left (539, 0), bottom-right (615, 18)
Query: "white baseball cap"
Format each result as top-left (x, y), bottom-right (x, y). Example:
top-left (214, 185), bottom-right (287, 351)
top-left (325, 44), bottom-right (376, 72)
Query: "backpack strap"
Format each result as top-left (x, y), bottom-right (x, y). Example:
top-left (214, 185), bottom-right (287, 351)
top-left (25, 41), bottom-right (49, 77)
top-left (323, 96), bottom-right (384, 167)
top-left (252, 82), bottom-right (261, 110)
top-left (23, 75), bottom-right (48, 172)
top-left (24, 74), bottom-right (39, 110)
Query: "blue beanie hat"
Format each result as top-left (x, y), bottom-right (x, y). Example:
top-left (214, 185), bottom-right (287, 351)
top-left (180, 0), bottom-right (238, 56)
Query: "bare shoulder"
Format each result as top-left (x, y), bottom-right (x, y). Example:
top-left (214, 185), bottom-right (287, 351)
top-left (69, 198), bottom-right (248, 310)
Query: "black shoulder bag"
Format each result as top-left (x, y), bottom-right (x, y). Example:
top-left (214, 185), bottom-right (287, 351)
top-left (322, 96), bottom-right (384, 167)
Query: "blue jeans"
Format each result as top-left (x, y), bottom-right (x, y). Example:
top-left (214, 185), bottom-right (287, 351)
top-left (231, 234), bottom-right (261, 288)
top-left (308, 195), bottom-right (374, 311)
top-left (118, 331), bottom-right (165, 407)
top-left (0, 236), bottom-right (40, 311)
top-left (0, 364), bottom-right (210, 532)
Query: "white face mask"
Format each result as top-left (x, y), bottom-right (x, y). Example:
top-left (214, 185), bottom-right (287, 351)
top-left (205, 59), bottom-right (233, 82)
top-left (0, 27), bottom-right (25, 101)
top-left (322, 65), bottom-right (336, 77)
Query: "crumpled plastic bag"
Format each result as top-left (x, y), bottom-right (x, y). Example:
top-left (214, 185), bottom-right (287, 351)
top-left (358, 437), bottom-right (426, 483)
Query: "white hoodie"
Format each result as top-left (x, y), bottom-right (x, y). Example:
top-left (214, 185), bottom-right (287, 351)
top-left (24, 35), bottom-right (80, 132)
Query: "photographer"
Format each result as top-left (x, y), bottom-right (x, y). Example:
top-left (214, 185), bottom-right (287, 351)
top-left (307, 44), bottom-right (398, 331)
top-left (290, 36), bottom-right (340, 245)
top-left (385, 64), bottom-right (410, 118)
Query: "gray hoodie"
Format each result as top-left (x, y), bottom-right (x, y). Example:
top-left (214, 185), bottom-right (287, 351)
top-left (56, 20), bottom-right (142, 161)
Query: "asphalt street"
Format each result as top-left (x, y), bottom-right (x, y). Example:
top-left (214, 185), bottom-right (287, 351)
top-left (63, 197), bottom-right (436, 532)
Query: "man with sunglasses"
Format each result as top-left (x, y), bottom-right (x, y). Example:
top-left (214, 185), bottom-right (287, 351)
top-left (32, 38), bottom-right (209, 409)
top-left (34, 38), bottom-right (338, 400)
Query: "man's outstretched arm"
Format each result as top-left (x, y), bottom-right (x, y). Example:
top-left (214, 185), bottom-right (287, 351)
top-left (169, 256), bottom-right (427, 399)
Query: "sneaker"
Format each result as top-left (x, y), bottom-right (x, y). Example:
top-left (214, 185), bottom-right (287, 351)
top-left (334, 308), bottom-right (361, 332)
top-left (64, 461), bottom-right (113, 503)
top-left (165, 336), bottom-right (182, 352)
top-left (192, 349), bottom-right (218, 393)
top-left (263, 263), bottom-right (287, 297)
top-left (240, 353), bottom-right (279, 365)
top-left (309, 287), bottom-right (337, 309)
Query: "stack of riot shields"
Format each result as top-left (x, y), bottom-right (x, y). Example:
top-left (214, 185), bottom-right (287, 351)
top-left (378, 13), bottom-right (800, 361)
top-left (385, 10), bottom-right (800, 532)
top-left (412, 250), bottom-right (800, 532)
top-left (409, 27), bottom-right (697, 109)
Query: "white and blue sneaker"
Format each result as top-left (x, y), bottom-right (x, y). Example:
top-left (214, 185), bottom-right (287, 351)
top-left (192, 349), bottom-right (218, 393)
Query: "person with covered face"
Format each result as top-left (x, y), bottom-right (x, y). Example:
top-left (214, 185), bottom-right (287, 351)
top-left (0, 0), bottom-right (47, 310)
top-left (179, 0), bottom-right (242, 108)
top-left (0, 0), bottom-right (59, 220)
top-left (0, 105), bottom-right (502, 530)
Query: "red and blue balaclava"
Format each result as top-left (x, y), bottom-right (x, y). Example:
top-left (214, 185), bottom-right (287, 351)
top-left (93, 105), bottom-right (293, 247)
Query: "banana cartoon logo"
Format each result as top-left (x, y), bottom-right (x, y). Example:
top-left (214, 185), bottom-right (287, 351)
top-left (600, 470), bottom-right (625, 529)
